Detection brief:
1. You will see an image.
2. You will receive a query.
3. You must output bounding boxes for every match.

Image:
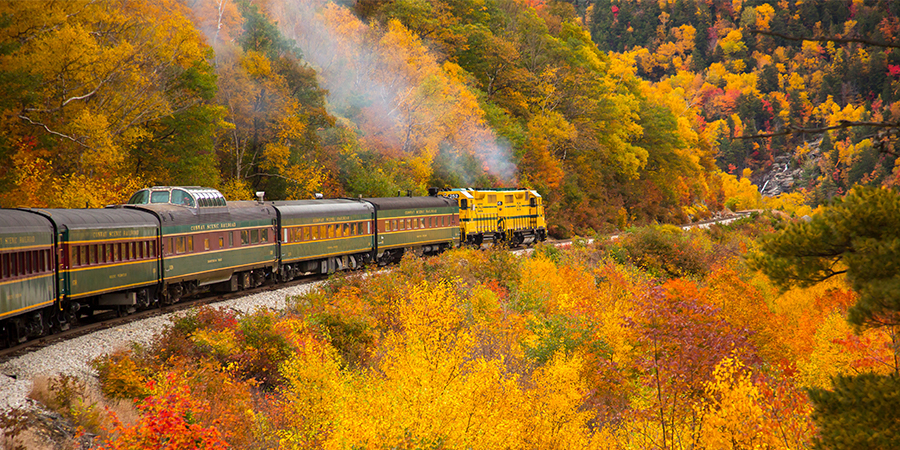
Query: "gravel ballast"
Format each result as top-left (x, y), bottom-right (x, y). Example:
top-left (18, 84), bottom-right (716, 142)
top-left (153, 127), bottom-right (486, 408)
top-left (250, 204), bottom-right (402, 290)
top-left (0, 282), bottom-right (320, 412)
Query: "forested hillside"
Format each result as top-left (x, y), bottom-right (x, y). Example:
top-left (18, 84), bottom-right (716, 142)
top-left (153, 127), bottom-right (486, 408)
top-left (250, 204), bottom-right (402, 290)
top-left (0, 0), bottom-right (835, 235)
top-left (589, 0), bottom-right (900, 201)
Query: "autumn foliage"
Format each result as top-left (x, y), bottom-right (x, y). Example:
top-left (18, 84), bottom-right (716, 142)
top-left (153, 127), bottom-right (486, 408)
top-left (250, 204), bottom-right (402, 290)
top-left (2, 0), bottom-right (870, 231)
top-left (55, 218), bottom-right (888, 448)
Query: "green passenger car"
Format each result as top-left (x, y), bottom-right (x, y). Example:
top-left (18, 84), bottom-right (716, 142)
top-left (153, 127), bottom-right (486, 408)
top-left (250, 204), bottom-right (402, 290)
top-left (127, 187), bottom-right (277, 300)
top-left (271, 199), bottom-right (376, 278)
top-left (0, 210), bottom-right (56, 344)
top-left (26, 208), bottom-right (160, 314)
top-left (363, 196), bottom-right (460, 264)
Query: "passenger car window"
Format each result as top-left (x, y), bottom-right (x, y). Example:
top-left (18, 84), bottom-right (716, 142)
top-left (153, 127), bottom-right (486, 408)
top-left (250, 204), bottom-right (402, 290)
top-left (150, 191), bottom-right (170, 203)
top-left (127, 190), bottom-right (150, 204)
top-left (172, 189), bottom-right (195, 207)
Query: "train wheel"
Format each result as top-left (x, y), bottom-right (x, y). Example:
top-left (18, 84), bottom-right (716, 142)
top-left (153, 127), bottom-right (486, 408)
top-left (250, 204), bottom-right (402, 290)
top-left (240, 272), bottom-right (252, 290)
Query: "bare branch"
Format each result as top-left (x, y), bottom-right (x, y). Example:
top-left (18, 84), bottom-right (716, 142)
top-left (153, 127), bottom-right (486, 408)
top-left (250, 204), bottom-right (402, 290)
top-left (17, 115), bottom-right (89, 148)
top-left (733, 120), bottom-right (900, 140)
top-left (749, 28), bottom-right (900, 49)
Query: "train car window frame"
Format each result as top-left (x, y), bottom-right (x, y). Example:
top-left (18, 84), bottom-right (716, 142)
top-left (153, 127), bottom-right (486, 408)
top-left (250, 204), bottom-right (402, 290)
top-left (241, 230), bottom-right (249, 246)
top-left (261, 229), bottom-right (268, 243)
top-left (351, 223), bottom-right (357, 236)
top-left (250, 229), bottom-right (260, 244)
top-left (150, 191), bottom-right (170, 204)
top-left (229, 232), bottom-right (234, 248)
top-left (175, 237), bottom-right (186, 254)
top-left (204, 238), bottom-right (210, 251)
top-left (318, 225), bottom-right (325, 240)
top-left (1, 253), bottom-right (7, 279)
top-left (219, 237), bottom-right (225, 249)
top-left (80, 246), bottom-right (87, 267)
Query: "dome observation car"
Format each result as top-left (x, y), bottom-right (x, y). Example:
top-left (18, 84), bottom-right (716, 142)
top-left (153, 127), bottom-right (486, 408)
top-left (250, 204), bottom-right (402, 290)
top-left (126, 187), bottom-right (227, 208)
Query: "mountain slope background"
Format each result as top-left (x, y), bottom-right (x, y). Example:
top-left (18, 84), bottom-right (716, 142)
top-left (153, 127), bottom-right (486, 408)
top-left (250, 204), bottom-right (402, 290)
top-left (1, 0), bottom-right (898, 235)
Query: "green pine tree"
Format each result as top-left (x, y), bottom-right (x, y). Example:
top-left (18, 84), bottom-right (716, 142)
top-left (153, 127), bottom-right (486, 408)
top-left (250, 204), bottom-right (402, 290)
top-left (751, 186), bottom-right (900, 450)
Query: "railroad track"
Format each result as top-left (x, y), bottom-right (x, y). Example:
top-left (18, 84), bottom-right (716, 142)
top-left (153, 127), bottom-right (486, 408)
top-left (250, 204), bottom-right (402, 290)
top-left (0, 274), bottom-right (327, 362)
top-left (0, 211), bottom-right (755, 363)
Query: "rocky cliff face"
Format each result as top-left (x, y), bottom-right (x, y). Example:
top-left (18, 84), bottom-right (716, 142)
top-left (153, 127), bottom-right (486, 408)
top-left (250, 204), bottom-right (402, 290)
top-left (759, 155), bottom-right (801, 197)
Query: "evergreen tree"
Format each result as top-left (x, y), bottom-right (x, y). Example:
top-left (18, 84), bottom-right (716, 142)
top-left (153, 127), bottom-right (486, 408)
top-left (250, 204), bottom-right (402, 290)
top-left (752, 186), bottom-right (900, 449)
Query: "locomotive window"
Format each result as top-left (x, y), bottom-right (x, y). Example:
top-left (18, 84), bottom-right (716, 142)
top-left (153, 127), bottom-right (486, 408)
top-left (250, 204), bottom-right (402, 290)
top-left (176, 237), bottom-right (186, 254)
top-left (488, 194), bottom-right (496, 204)
top-left (251, 229), bottom-right (259, 244)
top-left (241, 230), bottom-right (249, 245)
top-left (261, 229), bottom-right (268, 243)
top-left (204, 238), bottom-right (210, 251)
top-left (506, 195), bottom-right (514, 204)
